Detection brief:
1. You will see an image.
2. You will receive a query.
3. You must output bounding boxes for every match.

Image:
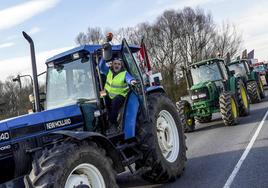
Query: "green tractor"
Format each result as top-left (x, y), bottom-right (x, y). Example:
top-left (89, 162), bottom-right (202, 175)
top-left (177, 58), bottom-right (250, 132)
top-left (227, 59), bottom-right (265, 103)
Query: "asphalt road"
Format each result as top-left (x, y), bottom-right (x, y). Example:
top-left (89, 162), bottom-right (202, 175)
top-left (118, 89), bottom-right (268, 188)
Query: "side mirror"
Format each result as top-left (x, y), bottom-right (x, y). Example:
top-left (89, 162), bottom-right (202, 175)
top-left (230, 70), bottom-right (235, 76)
top-left (102, 32), bottom-right (113, 61)
top-left (102, 42), bottom-right (112, 61)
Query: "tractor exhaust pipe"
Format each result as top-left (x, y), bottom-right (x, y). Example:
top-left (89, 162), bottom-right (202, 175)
top-left (22, 31), bottom-right (41, 112)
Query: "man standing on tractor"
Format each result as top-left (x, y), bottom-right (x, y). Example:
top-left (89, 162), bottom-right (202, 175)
top-left (99, 57), bottom-right (136, 135)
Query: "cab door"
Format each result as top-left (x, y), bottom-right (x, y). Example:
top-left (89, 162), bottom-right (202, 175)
top-left (121, 39), bottom-right (148, 138)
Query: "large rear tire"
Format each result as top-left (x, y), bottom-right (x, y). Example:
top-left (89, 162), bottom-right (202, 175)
top-left (219, 92), bottom-right (238, 126)
top-left (247, 81), bottom-right (261, 103)
top-left (136, 93), bottom-right (186, 183)
top-left (24, 141), bottom-right (118, 188)
top-left (176, 100), bottom-right (195, 132)
top-left (236, 79), bottom-right (250, 116)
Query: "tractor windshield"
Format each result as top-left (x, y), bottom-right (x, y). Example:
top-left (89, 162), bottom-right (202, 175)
top-left (46, 57), bottom-right (96, 110)
top-left (191, 63), bottom-right (222, 85)
top-left (228, 62), bottom-right (247, 77)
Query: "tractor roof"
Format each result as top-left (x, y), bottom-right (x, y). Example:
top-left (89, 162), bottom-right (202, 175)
top-left (46, 44), bottom-right (140, 63)
top-left (190, 58), bottom-right (224, 67)
top-left (227, 59), bottom-right (248, 66)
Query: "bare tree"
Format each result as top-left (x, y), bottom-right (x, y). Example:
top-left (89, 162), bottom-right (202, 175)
top-left (175, 7), bottom-right (216, 66)
top-left (75, 27), bottom-right (105, 45)
top-left (73, 7), bottom-right (243, 101)
top-left (213, 22), bottom-right (243, 59)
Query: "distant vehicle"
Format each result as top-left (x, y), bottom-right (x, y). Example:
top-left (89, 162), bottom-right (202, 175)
top-left (252, 62), bottom-right (268, 86)
top-left (177, 58), bottom-right (249, 132)
top-left (227, 59), bottom-right (265, 103)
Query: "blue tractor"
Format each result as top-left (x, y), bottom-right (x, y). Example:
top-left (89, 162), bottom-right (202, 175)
top-left (0, 32), bottom-right (186, 188)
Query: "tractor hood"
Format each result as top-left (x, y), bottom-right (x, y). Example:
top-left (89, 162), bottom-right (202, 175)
top-left (0, 104), bottom-right (83, 146)
top-left (190, 81), bottom-right (210, 91)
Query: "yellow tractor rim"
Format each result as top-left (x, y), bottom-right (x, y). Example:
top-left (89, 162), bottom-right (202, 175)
top-left (260, 79), bottom-right (264, 92)
top-left (187, 118), bottom-right (193, 125)
top-left (231, 97), bottom-right (237, 118)
top-left (240, 86), bottom-right (248, 109)
top-left (184, 106), bottom-right (193, 126)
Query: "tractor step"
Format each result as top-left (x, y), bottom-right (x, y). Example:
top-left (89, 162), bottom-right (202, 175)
top-left (116, 142), bottom-right (137, 151)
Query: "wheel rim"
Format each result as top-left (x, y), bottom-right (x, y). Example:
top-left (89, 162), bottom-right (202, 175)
top-left (65, 163), bottom-right (105, 188)
top-left (231, 98), bottom-right (237, 118)
top-left (260, 79), bottom-right (264, 92)
top-left (156, 110), bottom-right (180, 163)
top-left (240, 85), bottom-right (248, 109)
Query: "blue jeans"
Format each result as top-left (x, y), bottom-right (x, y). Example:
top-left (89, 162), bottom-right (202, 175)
top-left (106, 95), bottom-right (125, 124)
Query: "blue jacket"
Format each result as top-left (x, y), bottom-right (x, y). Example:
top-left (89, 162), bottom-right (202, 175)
top-left (99, 58), bottom-right (135, 84)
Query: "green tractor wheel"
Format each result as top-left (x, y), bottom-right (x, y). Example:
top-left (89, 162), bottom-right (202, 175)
top-left (219, 92), bottom-right (238, 126)
top-left (258, 76), bottom-right (265, 99)
top-left (195, 114), bottom-right (212, 123)
top-left (247, 81), bottom-right (261, 103)
top-left (236, 79), bottom-right (250, 116)
top-left (177, 100), bottom-right (195, 132)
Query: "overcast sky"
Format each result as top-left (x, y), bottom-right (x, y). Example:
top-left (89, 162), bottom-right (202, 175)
top-left (0, 0), bottom-right (268, 81)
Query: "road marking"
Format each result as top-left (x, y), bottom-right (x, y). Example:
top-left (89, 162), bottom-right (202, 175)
top-left (223, 109), bottom-right (268, 188)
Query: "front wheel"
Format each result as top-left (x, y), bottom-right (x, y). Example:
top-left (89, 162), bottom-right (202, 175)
top-left (176, 100), bottom-right (195, 132)
top-left (219, 92), bottom-right (238, 126)
top-left (236, 79), bottom-right (250, 116)
top-left (136, 93), bottom-right (186, 183)
top-left (247, 81), bottom-right (261, 103)
top-left (24, 141), bottom-right (118, 188)
top-left (258, 76), bottom-right (265, 98)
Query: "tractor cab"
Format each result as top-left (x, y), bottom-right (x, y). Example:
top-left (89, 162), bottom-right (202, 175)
top-left (44, 39), bottom-right (147, 137)
top-left (227, 59), bottom-right (251, 83)
top-left (185, 58), bottom-right (229, 100)
top-left (227, 59), bottom-right (265, 103)
top-left (178, 57), bottom-right (249, 132)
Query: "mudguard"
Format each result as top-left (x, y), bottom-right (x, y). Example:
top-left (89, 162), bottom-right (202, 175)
top-left (228, 76), bottom-right (237, 95)
top-left (52, 130), bottom-right (124, 172)
top-left (146, 85), bottom-right (165, 94)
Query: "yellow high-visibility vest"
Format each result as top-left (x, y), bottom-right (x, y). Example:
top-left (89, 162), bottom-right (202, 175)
top-left (104, 70), bottom-right (128, 99)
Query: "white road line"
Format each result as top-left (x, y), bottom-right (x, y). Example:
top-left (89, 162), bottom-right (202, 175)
top-left (223, 109), bottom-right (268, 188)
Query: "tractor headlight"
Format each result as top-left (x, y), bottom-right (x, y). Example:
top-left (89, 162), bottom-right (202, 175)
top-left (198, 93), bottom-right (207, 98)
top-left (191, 95), bottom-right (198, 100)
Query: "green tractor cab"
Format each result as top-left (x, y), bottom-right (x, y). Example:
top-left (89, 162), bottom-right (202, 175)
top-left (177, 58), bottom-right (250, 132)
top-left (227, 59), bottom-right (265, 103)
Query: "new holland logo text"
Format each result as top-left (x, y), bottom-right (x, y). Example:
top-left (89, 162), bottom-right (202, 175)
top-left (0, 132), bottom-right (10, 142)
top-left (0, 145), bottom-right (11, 151)
top-left (46, 118), bottom-right (72, 130)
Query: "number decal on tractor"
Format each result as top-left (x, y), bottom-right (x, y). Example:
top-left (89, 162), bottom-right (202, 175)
top-left (0, 144), bottom-right (11, 151)
top-left (0, 132), bottom-right (10, 142)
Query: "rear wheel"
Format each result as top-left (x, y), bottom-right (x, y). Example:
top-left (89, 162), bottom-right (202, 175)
top-left (176, 100), bottom-right (195, 132)
top-left (24, 141), bottom-right (118, 188)
top-left (219, 92), bottom-right (238, 126)
top-left (236, 79), bottom-right (250, 116)
top-left (195, 114), bottom-right (212, 123)
top-left (136, 93), bottom-right (186, 183)
top-left (247, 81), bottom-right (261, 103)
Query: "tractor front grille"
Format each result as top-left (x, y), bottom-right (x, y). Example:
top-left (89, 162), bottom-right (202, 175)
top-left (191, 87), bottom-right (209, 103)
